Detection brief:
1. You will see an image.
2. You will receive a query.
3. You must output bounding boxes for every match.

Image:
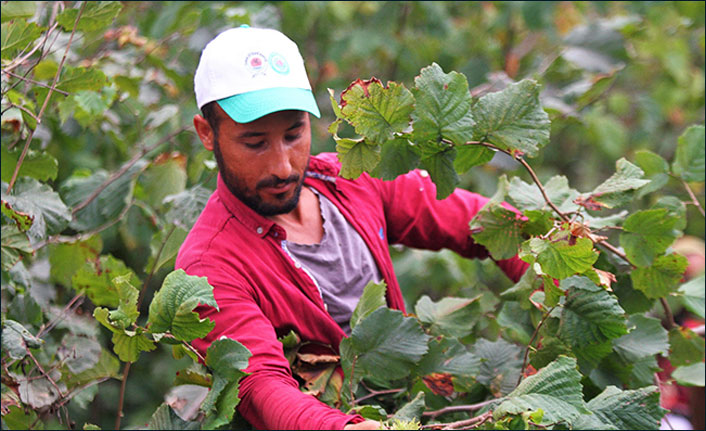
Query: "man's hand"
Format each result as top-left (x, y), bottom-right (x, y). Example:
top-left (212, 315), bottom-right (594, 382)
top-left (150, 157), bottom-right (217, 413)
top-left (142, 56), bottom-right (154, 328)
top-left (344, 419), bottom-right (381, 430)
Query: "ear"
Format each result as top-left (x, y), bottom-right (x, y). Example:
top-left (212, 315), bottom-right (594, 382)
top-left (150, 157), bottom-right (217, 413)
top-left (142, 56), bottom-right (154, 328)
top-left (193, 114), bottom-right (215, 151)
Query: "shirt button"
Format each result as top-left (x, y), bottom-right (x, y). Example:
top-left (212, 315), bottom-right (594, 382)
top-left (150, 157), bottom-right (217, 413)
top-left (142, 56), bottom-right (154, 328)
top-left (256, 227), bottom-right (263, 234)
top-left (295, 262), bottom-right (301, 269)
top-left (274, 232), bottom-right (278, 237)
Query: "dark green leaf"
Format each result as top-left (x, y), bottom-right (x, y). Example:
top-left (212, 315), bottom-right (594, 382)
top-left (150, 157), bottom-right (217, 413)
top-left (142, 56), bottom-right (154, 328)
top-left (630, 253), bottom-right (688, 299)
top-left (371, 138), bottom-right (420, 180)
top-left (411, 63), bottom-right (475, 145)
top-left (612, 315), bottom-right (668, 362)
top-left (350, 280), bottom-right (386, 330)
top-left (470, 203), bottom-right (524, 260)
top-left (559, 285), bottom-right (627, 349)
top-left (672, 125), bottom-right (705, 182)
top-left (2, 320), bottom-right (42, 360)
top-left (141, 153), bottom-right (187, 209)
top-left (415, 336), bottom-right (480, 377)
top-left (453, 145), bottom-right (495, 173)
top-left (420, 147), bottom-right (459, 199)
top-left (335, 137), bottom-right (381, 179)
top-left (1, 224), bottom-right (32, 271)
top-left (620, 209), bottom-right (681, 267)
top-left (2, 178), bottom-right (71, 241)
top-left (472, 79), bottom-right (550, 157)
top-left (163, 185), bottom-right (212, 231)
top-left (473, 338), bottom-right (523, 396)
top-left (415, 295), bottom-right (480, 338)
top-left (668, 327), bottom-right (705, 367)
top-left (522, 210), bottom-right (554, 237)
top-left (205, 338), bottom-right (251, 379)
top-left (391, 392), bottom-right (426, 422)
top-left (56, 1), bottom-right (123, 32)
top-left (0, 20), bottom-right (42, 60)
top-left (64, 348), bottom-right (120, 386)
top-left (148, 269), bottom-right (219, 341)
top-left (585, 385), bottom-right (666, 430)
top-left (146, 226), bottom-right (188, 275)
top-left (1, 147), bottom-right (58, 183)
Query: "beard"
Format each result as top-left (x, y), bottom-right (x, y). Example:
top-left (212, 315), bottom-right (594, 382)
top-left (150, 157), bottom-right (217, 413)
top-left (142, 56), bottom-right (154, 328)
top-left (213, 139), bottom-right (307, 216)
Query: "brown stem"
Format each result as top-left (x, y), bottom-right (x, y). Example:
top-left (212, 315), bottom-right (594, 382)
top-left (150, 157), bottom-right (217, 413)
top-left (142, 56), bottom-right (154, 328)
top-left (660, 298), bottom-right (677, 331)
top-left (6, 2), bottom-right (86, 193)
top-left (681, 178), bottom-right (705, 217)
top-left (56, 377), bottom-right (111, 408)
top-left (518, 307), bottom-right (556, 387)
top-left (71, 125), bottom-right (189, 215)
top-left (422, 411), bottom-right (493, 430)
top-left (36, 293), bottom-right (84, 338)
top-left (1, 69), bottom-right (70, 96)
top-left (115, 361), bottom-right (131, 430)
top-left (26, 348), bottom-right (65, 398)
top-left (423, 399), bottom-right (501, 419)
top-left (352, 386), bottom-right (404, 405)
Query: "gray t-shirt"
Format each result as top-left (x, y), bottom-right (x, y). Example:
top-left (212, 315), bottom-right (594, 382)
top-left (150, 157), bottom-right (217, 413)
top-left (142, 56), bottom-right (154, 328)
top-left (287, 189), bottom-right (382, 334)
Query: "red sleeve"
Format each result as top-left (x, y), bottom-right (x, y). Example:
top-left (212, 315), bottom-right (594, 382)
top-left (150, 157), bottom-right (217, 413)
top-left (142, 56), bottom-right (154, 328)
top-left (188, 265), bottom-right (362, 430)
top-left (378, 170), bottom-right (528, 283)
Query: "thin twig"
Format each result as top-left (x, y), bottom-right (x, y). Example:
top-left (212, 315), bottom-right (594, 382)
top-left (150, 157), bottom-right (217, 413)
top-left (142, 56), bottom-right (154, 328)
top-left (2, 19), bottom-right (60, 74)
top-left (115, 362), bottom-right (131, 430)
top-left (423, 399), bottom-right (501, 419)
top-left (6, 2), bottom-right (86, 193)
top-left (36, 294), bottom-right (85, 338)
top-left (660, 298), bottom-right (677, 331)
top-left (2, 69), bottom-right (70, 96)
top-left (422, 411), bottom-right (493, 430)
top-left (71, 125), bottom-right (189, 215)
top-left (56, 377), bottom-right (111, 408)
top-left (352, 386), bottom-right (404, 405)
top-left (26, 348), bottom-right (65, 398)
top-left (681, 178), bottom-right (705, 217)
top-left (518, 306), bottom-right (556, 387)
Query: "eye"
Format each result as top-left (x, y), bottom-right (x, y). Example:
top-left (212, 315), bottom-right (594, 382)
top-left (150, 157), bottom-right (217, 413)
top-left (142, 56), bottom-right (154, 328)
top-left (245, 141), bottom-right (265, 149)
top-left (284, 133), bottom-right (301, 142)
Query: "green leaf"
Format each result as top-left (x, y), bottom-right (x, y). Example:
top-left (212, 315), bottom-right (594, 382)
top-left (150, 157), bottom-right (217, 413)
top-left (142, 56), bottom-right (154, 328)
top-left (2, 178), bottom-right (71, 241)
top-left (414, 295), bottom-right (480, 338)
top-left (620, 209), bottom-right (681, 267)
top-left (470, 203), bottom-right (524, 260)
top-left (56, 1), bottom-right (123, 32)
top-left (57, 334), bottom-right (102, 374)
top-left (420, 146), bottom-right (459, 199)
top-left (108, 274), bottom-right (140, 329)
top-left (559, 284), bottom-right (627, 350)
top-left (522, 210), bottom-right (554, 237)
top-left (415, 336), bottom-right (480, 377)
top-left (147, 404), bottom-right (200, 430)
top-left (508, 175), bottom-right (578, 212)
top-left (335, 137), bottom-right (381, 179)
top-left (473, 338), bottom-right (523, 396)
top-left (2, 320), bottom-right (43, 360)
top-left (668, 327), bottom-right (705, 367)
top-left (530, 236), bottom-right (598, 279)
top-left (148, 269), bottom-right (219, 342)
top-left (72, 255), bottom-right (139, 308)
top-left (60, 160), bottom-right (147, 231)
top-left (679, 274), bottom-right (705, 319)
top-left (201, 338), bottom-right (251, 426)
top-left (1, 1), bottom-right (37, 22)
top-left (672, 125), bottom-right (705, 182)
top-left (111, 330), bottom-right (156, 363)
top-left (1, 147), bottom-right (58, 183)
top-left (16, 369), bottom-right (64, 409)
top-left (340, 78), bottom-right (414, 144)
top-left (205, 337), bottom-right (251, 379)
top-left (634, 149), bottom-right (670, 197)
top-left (34, 65), bottom-right (108, 107)
top-left (453, 145), bottom-right (495, 173)
top-left (411, 63), bottom-right (475, 145)
top-left (2, 406), bottom-right (38, 430)
top-left (163, 185), bottom-right (212, 231)
top-left (1, 199), bottom-right (33, 231)
top-left (630, 253), bottom-right (688, 299)
top-left (671, 363), bottom-right (705, 387)
top-left (1, 224), bottom-right (32, 271)
top-left (530, 336), bottom-right (573, 370)
top-left (141, 154), bottom-right (188, 209)
top-left (345, 308), bottom-right (430, 381)
top-left (584, 158), bottom-right (650, 209)
top-left (146, 226), bottom-right (188, 275)
top-left (371, 138), bottom-right (420, 180)
top-left (501, 265), bottom-right (542, 304)
top-left (612, 315), bottom-right (668, 362)
top-left (350, 281), bottom-right (387, 330)
top-left (585, 385), bottom-right (666, 430)
top-left (64, 348), bottom-right (120, 386)
top-left (472, 79), bottom-right (550, 157)
top-left (495, 356), bottom-right (588, 425)
top-left (49, 236), bottom-right (102, 287)
top-left (7, 293), bottom-right (42, 327)
top-left (392, 392), bottom-right (426, 422)
top-left (1, 20), bottom-right (42, 60)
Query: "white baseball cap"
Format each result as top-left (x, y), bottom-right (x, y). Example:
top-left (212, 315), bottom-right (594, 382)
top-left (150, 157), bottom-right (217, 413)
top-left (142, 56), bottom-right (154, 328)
top-left (194, 25), bottom-right (321, 123)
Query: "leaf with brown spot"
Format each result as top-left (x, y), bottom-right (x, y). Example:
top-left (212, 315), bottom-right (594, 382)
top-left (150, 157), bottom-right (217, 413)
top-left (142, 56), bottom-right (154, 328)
top-left (422, 372), bottom-right (454, 397)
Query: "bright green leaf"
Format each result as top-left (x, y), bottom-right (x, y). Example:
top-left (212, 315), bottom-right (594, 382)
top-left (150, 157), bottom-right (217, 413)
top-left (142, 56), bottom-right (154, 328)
top-left (48, 236), bottom-right (102, 287)
top-left (141, 154), bottom-right (187, 209)
top-left (585, 158), bottom-right (650, 209)
top-left (620, 209), bottom-right (681, 267)
top-left (1, 20), bottom-right (42, 60)
top-left (470, 203), bottom-right (525, 260)
top-left (415, 295), bottom-right (480, 338)
top-left (72, 255), bottom-right (139, 308)
top-left (672, 125), bottom-right (705, 182)
top-left (108, 274), bottom-right (140, 329)
top-left (1, 1), bottom-right (37, 22)
top-left (472, 79), bottom-right (550, 157)
top-left (679, 275), bottom-right (705, 319)
top-left (335, 137), bottom-right (381, 179)
top-left (111, 330), bottom-right (156, 363)
top-left (530, 237), bottom-right (598, 279)
top-left (508, 175), bottom-right (578, 213)
top-left (631, 253), bottom-right (688, 299)
top-left (1, 147), bottom-right (58, 183)
top-left (205, 337), bottom-right (251, 379)
top-left (147, 269), bottom-right (219, 342)
top-left (612, 315), bottom-right (668, 362)
top-left (56, 1), bottom-right (123, 32)
top-left (411, 63), bottom-right (475, 145)
top-left (1, 224), bottom-right (33, 271)
top-left (350, 281), bottom-right (387, 330)
top-left (668, 327), bottom-right (705, 367)
top-left (1, 199), bottom-right (33, 231)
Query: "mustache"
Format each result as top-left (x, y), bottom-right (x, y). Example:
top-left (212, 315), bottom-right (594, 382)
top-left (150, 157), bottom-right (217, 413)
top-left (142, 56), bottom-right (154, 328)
top-left (256, 174), bottom-right (300, 189)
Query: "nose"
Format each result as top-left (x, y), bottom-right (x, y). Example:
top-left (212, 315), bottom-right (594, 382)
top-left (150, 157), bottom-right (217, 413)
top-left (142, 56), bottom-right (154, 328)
top-left (269, 142), bottom-right (293, 180)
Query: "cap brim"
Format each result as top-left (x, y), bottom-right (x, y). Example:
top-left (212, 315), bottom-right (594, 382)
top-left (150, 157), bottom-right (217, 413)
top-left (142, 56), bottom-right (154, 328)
top-left (217, 87), bottom-right (321, 124)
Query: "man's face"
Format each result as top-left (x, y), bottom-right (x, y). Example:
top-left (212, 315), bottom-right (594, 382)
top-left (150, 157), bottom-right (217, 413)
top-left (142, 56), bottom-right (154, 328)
top-left (210, 108), bottom-right (311, 216)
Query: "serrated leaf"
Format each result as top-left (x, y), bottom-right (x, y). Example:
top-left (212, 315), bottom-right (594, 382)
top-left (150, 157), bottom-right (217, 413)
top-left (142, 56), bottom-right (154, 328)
top-left (1, 1), bottom-right (37, 22)
top-left (392, 392), bottom-right (426, 422)
top-left (335, 137), bottom-right (381, 179)
top-left (346, 308), bottom-right (430, 381)
top-left (148, 269), bottom-right (219, 342)
top-left (56, 1), bottom-right (123, 32)
top-left (350, 281), bottom-right (386, 330)
top-left (201, 338), bottom-right (250, 425)
top-left (473, 338), bottom-right (523, 396)
top-left (107, 274), bottom-right (140, 329)
top-left (668, 327), bottom-right (705, 367)
top-left (612, 315), bottom-right (668, 362)
top-left (672, 125), bottom-right (705, 182)
top-left (470, 203), bottom-right (524, 260)
top-left (371, 138), bottom-right (420, 180)
top-left (630, 253), bottom-right (688, 299)
top-left (634, 149), bottom-right (669, 176)
top-left (585, 158), bottom-right (650, 209)
top-left (1, 147), bottom-right (58, 183)
top-left (163, 185), bottom-right (212, 231)
top-left (420, 146), bottom-right (459, 199)
top-left (415, 295), bottom-right (480, 338)
top-left (522, 210), bottom-right (554, 237)
top-left (472, 79), bottom-right (550, 157)
top-left (671, 363), bottom-right (705, 387)
top-left (205, 338), bottom-right (251, 379)
top-left (508, 175), bottom-right (578, 212)
top-left (2, 320), bottom-right (42, 360)
top-left (111, 330), bottom-right (156, 363)
top-left (34, 65), bottom-right (108, 107)
top-left (453, 145), bottom-right (494, 173)
top-left (530, 236), bottom-right (598, 279)
top-left (559, 285), bottom-right (627, 349)
top-left (1, 20), bottom-right (42, 60)
top-left (411, 63), bottom-right (475, 145)
top-left (141, 153), bottom-right (187, 209)
top-left (48, 236), bottom-right (103, 287)
top-left (620, 209), bottom-right (681, 267)
top-left (147, 403), bottom-right (200, 430)
top-left (2, 178), bottom-right (71, 242)
top-left (340, 78), bottom-right (414, 144)
top-left (495, 356), bottom-right (588, 425)
top-left (679, 275), bottom-right (705, 319)
top-left (57, 334), bottom-right (101, 374)
top-left (585, 385), bottom-right (666, 430)
top-left (72, 255), bottom-right (139, 308)
top-left (1, 224), bottom-right (33, 271)
top-left (415, 336), bottom-right (480, 377)
top-left (530, 336), bottom-right (573, 370)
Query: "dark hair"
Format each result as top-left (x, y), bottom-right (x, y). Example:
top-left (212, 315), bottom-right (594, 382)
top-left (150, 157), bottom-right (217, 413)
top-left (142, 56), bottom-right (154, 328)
top-left (200, 101), bottom-right (220, 138)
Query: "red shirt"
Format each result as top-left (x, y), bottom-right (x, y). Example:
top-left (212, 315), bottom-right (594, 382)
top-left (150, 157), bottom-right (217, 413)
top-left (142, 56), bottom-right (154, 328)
top-left (176, 153), bottom-right (528, 430)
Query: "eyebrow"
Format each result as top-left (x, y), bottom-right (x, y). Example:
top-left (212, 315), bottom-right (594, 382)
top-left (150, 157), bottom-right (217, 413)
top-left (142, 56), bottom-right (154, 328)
top-left (236, 120), bottom-right (304, 139)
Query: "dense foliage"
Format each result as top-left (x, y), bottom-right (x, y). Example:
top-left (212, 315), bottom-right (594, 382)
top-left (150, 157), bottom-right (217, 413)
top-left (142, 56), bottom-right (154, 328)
top-left (1, 2), bottom-right (704, 430)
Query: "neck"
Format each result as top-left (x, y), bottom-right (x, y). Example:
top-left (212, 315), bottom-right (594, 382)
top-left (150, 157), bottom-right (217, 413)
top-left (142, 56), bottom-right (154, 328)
top-left (267, 186), bottom-right (323, 244)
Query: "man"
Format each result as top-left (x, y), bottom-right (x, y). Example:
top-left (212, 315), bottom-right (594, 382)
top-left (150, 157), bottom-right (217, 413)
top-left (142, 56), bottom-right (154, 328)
top-left (177, 25), bottom-right (528, 430)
